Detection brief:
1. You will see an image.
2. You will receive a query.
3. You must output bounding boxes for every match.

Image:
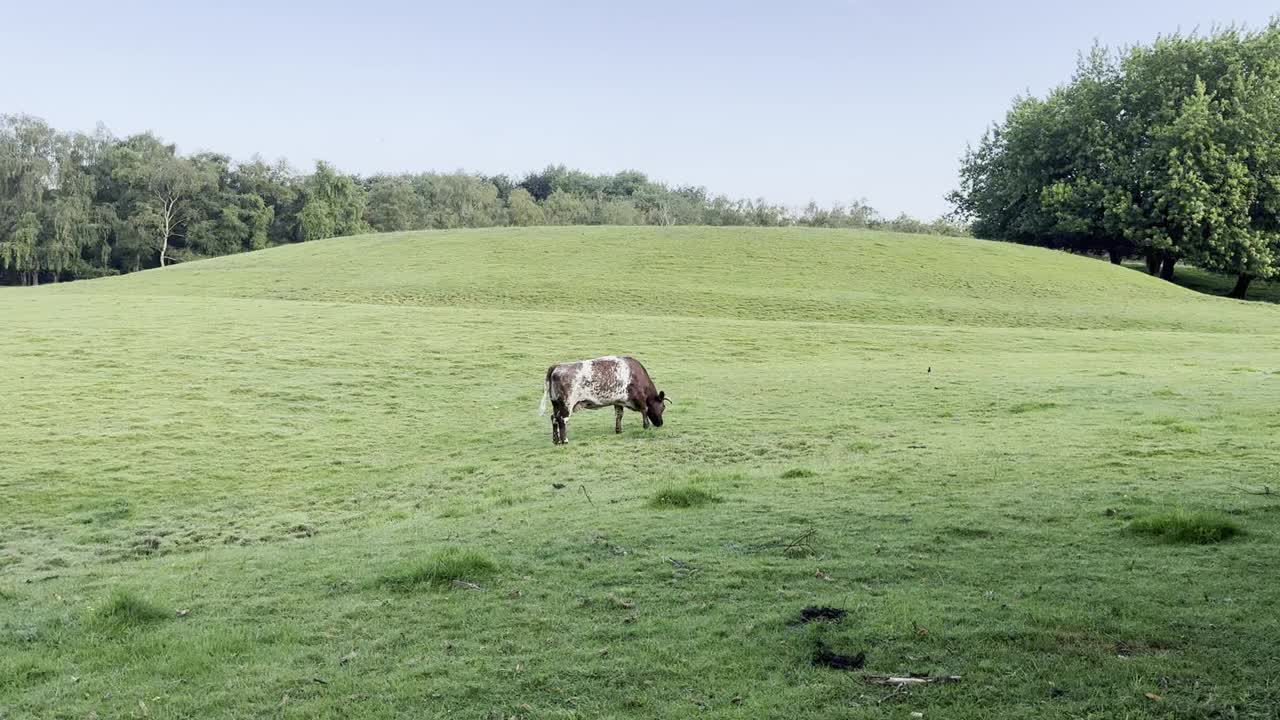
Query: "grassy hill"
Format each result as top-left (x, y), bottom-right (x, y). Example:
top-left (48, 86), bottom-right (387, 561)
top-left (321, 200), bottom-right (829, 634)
top-left (4, 227), bottom-right (1280, 718)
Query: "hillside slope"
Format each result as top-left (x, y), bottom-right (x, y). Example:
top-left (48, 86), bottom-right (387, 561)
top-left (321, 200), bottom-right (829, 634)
top-left (4, 227), bottom-right (1280, 719)
top-left (45, 226), bottom-right (1280, 332)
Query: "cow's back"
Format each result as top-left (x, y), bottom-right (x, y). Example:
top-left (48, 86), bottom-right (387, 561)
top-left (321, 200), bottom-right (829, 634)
top-left (550, 356), bottom-right (632, 412)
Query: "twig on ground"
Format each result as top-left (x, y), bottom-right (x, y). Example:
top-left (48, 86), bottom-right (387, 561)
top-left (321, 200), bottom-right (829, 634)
top-left (1234, 485), bottom-right (1273, 496)
top-left (666, 557), bottom-right (697, 572)
top-left (750, 527), bottom-right (817, 554)
top-left (580, 484), bottom-right (594, 506)
top-left (785, 528), bottom-right (817, 554)
top-left (864, 675), bottom-right (961, 686)
top-left (877, 685), bottom-right (909, 704)
top-left (450, 580), bottom-right (484, 591)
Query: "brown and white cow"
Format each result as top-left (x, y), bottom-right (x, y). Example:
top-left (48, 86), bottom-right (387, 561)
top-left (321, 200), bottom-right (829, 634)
top-left (538, 356), bottom-right (667, 445)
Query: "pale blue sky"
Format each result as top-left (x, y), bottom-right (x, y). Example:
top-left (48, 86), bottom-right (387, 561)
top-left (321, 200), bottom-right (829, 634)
top-left (2, 1), bottom-right (1275, 218)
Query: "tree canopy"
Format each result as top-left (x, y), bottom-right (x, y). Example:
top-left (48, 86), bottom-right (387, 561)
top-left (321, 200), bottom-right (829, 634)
top-left (950, 22), bottom-right (1280, 298)
top-left (0, 116), bottom-right (965, 286)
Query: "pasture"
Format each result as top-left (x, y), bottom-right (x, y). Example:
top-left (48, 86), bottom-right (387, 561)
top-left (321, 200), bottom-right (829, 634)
top-left (3, 226), bottom-right (1280, 718)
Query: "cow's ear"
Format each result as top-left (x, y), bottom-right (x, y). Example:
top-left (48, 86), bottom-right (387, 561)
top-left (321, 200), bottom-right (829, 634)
top-left (657, 391), bottom-right (665, 402)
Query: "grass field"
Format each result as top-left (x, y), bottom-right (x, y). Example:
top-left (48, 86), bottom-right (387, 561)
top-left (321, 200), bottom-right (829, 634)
top-left (4, 226), bottom-right (1280, 719)
top-left (1166, 265), bottom-right (1280, 305)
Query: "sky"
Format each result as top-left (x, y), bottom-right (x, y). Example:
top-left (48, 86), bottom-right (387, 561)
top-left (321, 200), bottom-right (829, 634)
top-left (2, 1), bottom-right (1276, 219)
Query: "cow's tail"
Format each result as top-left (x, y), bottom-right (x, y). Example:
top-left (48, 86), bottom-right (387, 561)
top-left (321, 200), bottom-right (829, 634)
top-left (538, 365), bottom-right (554, 416)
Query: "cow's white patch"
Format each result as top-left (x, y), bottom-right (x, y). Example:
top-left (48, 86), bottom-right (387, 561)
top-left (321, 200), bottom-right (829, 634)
top-left (562, 356), bottom-right (631, 417)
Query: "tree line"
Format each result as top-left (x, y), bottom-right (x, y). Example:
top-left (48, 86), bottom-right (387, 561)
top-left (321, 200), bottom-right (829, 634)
top-left (0, 115), bottom-right (966, 286)
top-left (950, 22), bottom-right (1280, 299)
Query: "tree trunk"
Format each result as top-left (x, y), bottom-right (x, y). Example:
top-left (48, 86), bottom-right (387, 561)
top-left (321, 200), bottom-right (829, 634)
top-left (1145, 252), bottom-right (1160, 275)
top-left (1229, 273), bottom-right (1253, 300)
top-left (31, 271), bottom-right (39, 287)
top-left (159, 235), bottom-right (167, 268)
top-left (1159, 255), bottom-right (1177, 281)
top-left (1108, 248), bottom-right (1122, 265)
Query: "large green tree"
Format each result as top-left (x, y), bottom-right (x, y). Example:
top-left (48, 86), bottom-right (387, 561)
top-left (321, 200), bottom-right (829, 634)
top-left (298, 162), bottom-right (367, 241)
top-left (953, 23), bottom-right (1280, 297)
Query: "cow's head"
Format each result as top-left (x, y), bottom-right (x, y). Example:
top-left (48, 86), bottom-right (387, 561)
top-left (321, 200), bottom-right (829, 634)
top-left (646, 391), bottom-right (668, 427)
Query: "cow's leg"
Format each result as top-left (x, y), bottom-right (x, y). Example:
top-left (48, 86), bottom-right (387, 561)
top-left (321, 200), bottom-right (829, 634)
top-left (551, 400), bottom-right (567, 445)
top-left (615, 405), bottom-right (624, 434)
top-left (643, 412), bottom-right (650, 430)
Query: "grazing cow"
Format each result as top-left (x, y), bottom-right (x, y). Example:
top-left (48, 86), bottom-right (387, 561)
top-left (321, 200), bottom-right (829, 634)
top-left (538, 356), bottom-right (667, 445)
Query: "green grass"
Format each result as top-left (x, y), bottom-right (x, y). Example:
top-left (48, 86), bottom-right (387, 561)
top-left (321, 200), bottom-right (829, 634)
top-left (1169, 265), bottom-right (1280, 304)
top-left (3, 226), bottom-right (1280, 718)
top-left (378, 548), bottom-right (497, 589)
top-left (1123, 260), bottom-right (1280, 304)
top-left (1129, 509), bottom-right (1243, 544)
top-left (648, 485), bottom-right (720, 508)
top-left (92, 589), bottom-right (170, 627)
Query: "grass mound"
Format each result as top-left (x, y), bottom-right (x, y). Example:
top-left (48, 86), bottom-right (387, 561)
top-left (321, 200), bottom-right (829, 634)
top-left (379, 548), bottom-right (497, 589)
top-left (780, 468), bottom-right (817, 479)
top-left (93, 589), bottom-right (169, 627)
top-left (649, 485), bottom-right (719, 509)
top-left (1129, 509), bottom-right (1242, 544)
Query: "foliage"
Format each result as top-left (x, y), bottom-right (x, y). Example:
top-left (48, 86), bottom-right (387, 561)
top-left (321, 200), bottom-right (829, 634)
top-left (1, 116), bottom-right (965, 286)
top-left (952, 22), bottom-right (1280, 297)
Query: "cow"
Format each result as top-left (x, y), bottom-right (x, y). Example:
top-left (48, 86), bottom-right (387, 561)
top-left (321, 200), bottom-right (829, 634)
top-left (538, 356), bottom-right (668, 445)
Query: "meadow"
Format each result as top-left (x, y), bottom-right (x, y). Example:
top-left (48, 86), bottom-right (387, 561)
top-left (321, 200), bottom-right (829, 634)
top-left (3, 226), bottom-right (1280, 719)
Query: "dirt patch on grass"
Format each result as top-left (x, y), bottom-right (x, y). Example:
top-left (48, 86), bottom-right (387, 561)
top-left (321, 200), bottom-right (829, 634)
top-left (812, 639), bottom-right (866, 670)
top-left (793, 606), bottom-right (847, 624)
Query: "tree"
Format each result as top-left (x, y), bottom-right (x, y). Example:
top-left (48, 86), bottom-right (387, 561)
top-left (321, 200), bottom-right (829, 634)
top-left (0, 212), bottom-right (40, 285)
top-left (233, 157), bottom-right (301, 244)
top-left (506, 187), bottom-right (544, 226)
top-left (416, 173), bottom-right (504, 228)
top-left (365, 176), bottom-right (422, 232)
top-left (105, 135), bottom-right (212, 267)
top-left (952, 23), bottom-right (1280, 294)
top-left (544, 189), bottom-right (587, 225)
top-left (298, 162), bottom-right (367, 241)
top-left (0, 115), bottom-right (56, 284)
